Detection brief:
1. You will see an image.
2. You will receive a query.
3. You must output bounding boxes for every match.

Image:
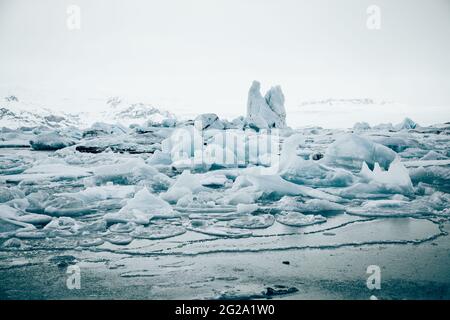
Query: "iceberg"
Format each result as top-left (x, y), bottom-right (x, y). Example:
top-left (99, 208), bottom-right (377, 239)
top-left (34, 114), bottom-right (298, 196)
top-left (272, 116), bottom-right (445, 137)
top-left (395, 117), bottom-right (418, 131)
top-left (359, 158), bottom-right (414, 194)
top-left (322, 133), bottom-right (397, 171)
top-left (246, 81), bottom-right (286, 129)
top-left (279, 134), bottom-right (355, 187)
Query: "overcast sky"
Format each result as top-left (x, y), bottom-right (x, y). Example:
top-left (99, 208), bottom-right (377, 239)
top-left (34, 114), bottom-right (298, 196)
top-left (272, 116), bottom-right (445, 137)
top-left (0, 0), bottom-right (449, 117)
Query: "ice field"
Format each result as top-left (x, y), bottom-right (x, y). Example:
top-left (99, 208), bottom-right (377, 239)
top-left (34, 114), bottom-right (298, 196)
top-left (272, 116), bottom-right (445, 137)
top-left (1, 82), bottom-right (449, 299)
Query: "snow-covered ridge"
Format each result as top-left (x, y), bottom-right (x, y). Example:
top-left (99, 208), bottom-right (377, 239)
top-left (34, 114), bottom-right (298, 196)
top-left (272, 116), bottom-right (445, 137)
top-left (0, 95), bottom-right (175, 129)
top-left (298, 98), bottom-right (393, 107)
top-left (80, 96), bottom-right (176, 128)
top-left (0, 96), bottom-right (80, 129)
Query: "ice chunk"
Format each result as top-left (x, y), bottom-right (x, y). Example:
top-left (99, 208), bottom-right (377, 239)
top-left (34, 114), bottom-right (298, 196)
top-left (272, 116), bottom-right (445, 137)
top-left (30, 132), bottom-right (76, 151)
top-left (246, 81), bottom-right (286, 129)
top-left (82, 122), bottom-right (128, 138)
top-left (0, 187), bottom-right (25, 203)
top-left (130, 224), bottom-right (186, 240)
top-left (91, 158), bottom-right (172, 190)
top-left (0, 217), bottom-right (35, 238)
top-left (0, 131), bottom-right (31, 148)
top-left (264, 85), bottom-right (286, 128)
top-left (322, 133), bottom-right (397, 171)
top-left (102, 234), bottom-right (133, 245)
top-left (0, 154), bottom-right (29, 175)
top-left (0, 204), bottom-right (52, 225)
top-left (20, 162), bottom-right (93, 181)
top-left (239, 174), bottom-right (341, 202)
top-left (203, 143), bottom-right (237, 169)
top-left (15, 230), bottom-right (48, 239)
top-left (228, 214), bottom-right (274, 229)
top-left (299, 199), bottom-right (345, 213)
top-left (58, 185), bottom-right (135, 203)
top-left (276, 211), bottom-right (326, 227)
top-left (346, 199), bottom-right (435, 217)
top-left (223, 188), bottom-right (261, 205)
top-left (373, 123), bottom-right (394, 131)
top-left (43, 217), bottom-right (85, 236)
top-left (2, 237), bottom-right (23, 248)
top-left (199, 174), bottom-right (230, 188)
top-left (420, 151), bottom-right (448, 161)
top-left (275, 197), bottom-right (345, 214)
top-left (409, 166), bottom-right (450, 192)
top-left (359, 158), bottom-right (413, 194)
top-left (279, 134), bottom-right (354, 187)
top-left (161, 170), bottom-right (207, 203)
top-left (186, 220), bottom-right (252, 238)
top-left (104, 187), bottom-right (175, 225)
top-left (370, 136), bottom-right (417, 153)
top-left (230, 116), bottom-right (246, 130)
top-left (77, 238), bottom-right (105, 247)
top-left (353, 122), bottom-right (371, 131)
top-left (44, 196), bottom-right (97, 217)
top-left (236, 203), bottom-right (258, 214)
top-left (194, 113), bottom-right (225, 131)
top-left (395, 117), bottom-right (418, 131)
top-left (109, 222), bottom-right (137, 233)
top-left (147, 150), bottom-right (172, 167)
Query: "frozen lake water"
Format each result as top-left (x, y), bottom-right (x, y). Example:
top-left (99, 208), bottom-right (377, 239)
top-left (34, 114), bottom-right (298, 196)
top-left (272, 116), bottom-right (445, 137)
top-left (1, 118), bottom-right (450, 299)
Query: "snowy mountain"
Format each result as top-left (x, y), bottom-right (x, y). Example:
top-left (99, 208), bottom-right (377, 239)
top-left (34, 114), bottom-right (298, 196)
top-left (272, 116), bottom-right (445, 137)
top-left (96, 97), bottom-right (176, 127)
top-left (0, 94), bottom-right (175, 129)
top-left (0, 95), bottom-right (80, 129)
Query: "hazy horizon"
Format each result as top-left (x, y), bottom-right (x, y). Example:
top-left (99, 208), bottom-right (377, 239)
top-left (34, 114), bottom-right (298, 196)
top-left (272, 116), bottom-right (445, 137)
top-left (1, 0), bottom-right (449, 122)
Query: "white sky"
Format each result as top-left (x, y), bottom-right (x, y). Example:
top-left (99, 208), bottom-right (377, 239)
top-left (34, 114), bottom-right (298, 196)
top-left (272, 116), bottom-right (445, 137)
top-left (0, 0), bottom-right (449, 120)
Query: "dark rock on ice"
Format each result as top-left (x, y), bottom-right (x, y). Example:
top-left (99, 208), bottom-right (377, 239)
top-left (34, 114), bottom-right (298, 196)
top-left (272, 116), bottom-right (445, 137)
top-left (264, 286), bottom-right (298, 297)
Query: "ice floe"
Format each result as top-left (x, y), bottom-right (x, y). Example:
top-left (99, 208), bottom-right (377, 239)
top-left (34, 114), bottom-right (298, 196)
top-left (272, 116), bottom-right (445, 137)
top-left (276, 212), bottom-right (327, 227)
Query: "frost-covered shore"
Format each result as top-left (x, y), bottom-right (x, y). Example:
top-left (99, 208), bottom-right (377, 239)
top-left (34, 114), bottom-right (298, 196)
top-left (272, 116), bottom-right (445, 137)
top-left (1, 82), bottom-right (449, 299)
